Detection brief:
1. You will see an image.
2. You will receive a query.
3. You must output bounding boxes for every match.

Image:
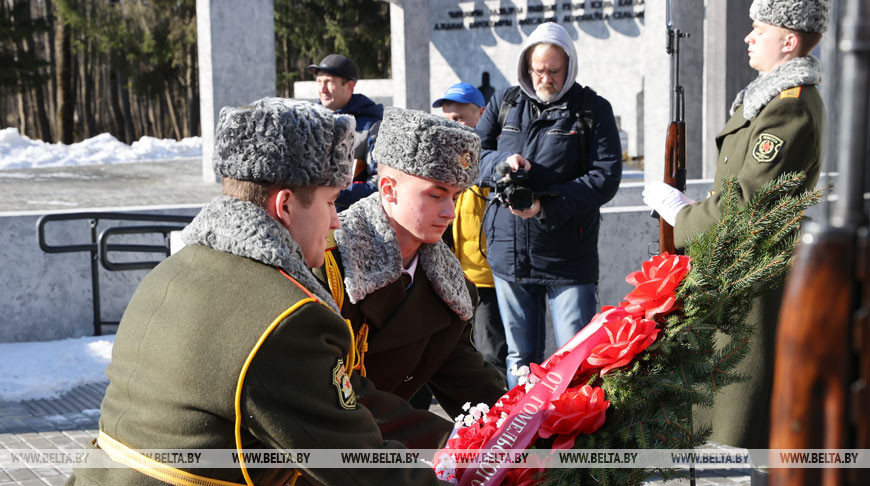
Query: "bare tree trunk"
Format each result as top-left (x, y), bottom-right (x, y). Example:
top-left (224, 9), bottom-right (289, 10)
top-left (120, 75), bottom-right (134, 143)
top-left (283, 37), bottom-right (291, 97)
top-left (94, 64), bottom-right (103, 128)
top-left (81, 22), bottom-right (96, 137)
top-left (56, 14), bottom-right (75, 144)
top-left (133, 94), bottom-right (146, 140)
top-left (180, 78), bottom-right (189, 138)
top-left (9, 1), bottom-right (29, 137)
top-left (32, 77), bottom-right (53, 142)
top-left (15, 0), bottom-right (53, 141)
top-left (108, 62), bottom-right (126, 142)
top-left (16, 92), bottom-right (28, 135)
top-left (187, 43), bottom-right (199, 137)
top-left (164, 86), bottom-right (181, 140)
top-left (148, 97), bottom-right (159, 138)
top-left (44, 0), bottom-right (57, 137)
top-left (27, 89), bottom-right (40, 138)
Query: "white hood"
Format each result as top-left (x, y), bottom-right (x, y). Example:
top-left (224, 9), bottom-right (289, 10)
top-left (516, 23), bottom-right (579, 104)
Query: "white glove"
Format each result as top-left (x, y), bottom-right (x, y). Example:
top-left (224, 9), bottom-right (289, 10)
top-left (643, 181), bottom-right (695, 226)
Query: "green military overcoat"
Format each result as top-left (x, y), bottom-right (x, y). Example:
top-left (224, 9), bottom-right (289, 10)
top-left (675, 76), bottom-right (824, 448)
top-left (69, 197), bottom-right (446, 486)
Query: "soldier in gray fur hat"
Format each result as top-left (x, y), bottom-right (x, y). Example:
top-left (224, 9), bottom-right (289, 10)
top-left (71, 98), bottom-right (448, 486)
top-left (644, 0), bottom-right (829, 449)
top-left (315, 107), bottom-right (507, 427)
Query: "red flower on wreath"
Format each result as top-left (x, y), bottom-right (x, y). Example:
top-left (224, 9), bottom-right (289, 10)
top-left (538, 385), bottom-right (610, 450)
top-left (585, 315), bottom-right (660, 375)
top-left (446, 419), bottom-right (498, 453)
top-left (486, 384), bottom-right (527, 422)
top-left (623, 253), bottom-right (691, 319)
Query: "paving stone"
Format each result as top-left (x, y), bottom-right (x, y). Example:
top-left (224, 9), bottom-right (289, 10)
top-left (6, 468), bottom-right (37, 481)
top-left (40, 438), bottom-right (76, 450)
top-left (0, 437), bottom-right (25, 447)
top-left (42, 475), bottom-right (70, 485)
top-left (17, 440), bottom-right (51, 451)
top-left (17, 478), bottom-right (48, 486)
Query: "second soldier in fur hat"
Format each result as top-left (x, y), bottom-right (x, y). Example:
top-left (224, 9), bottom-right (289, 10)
top-left (644, 0), bottom-right (829, 449)
top-left (71, 98), bottom-right (450, 485)
top-left (315, 107), bottom-right (507, 436)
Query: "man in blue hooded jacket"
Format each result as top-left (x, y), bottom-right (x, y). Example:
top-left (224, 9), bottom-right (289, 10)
top-left (475, 23), bottom-right (622, 387)
top-left (308, 54), bottom-right (384, 209)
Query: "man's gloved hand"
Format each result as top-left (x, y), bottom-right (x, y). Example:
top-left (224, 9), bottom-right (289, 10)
top-left (642, 181), bottom-right (695, 226)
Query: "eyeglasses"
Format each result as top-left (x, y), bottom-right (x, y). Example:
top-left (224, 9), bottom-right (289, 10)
top-left (529, 67), bottom-right (564, 80)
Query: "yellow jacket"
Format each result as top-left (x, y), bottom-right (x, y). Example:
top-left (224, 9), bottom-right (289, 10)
top-left (452, 185), bottom-right (494, 287)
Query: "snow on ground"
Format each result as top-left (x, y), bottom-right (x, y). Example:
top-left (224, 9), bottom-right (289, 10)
top-left (0, 335), bottom-right (114, 401)
top-left (0, 127), bottom-right (201, 170)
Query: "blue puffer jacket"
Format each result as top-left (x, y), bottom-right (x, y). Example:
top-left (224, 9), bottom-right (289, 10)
top-left (333, 93), bottom-right (384, 210)
top-left (335, 93), bottom-right (383, 133)
top-left (476, 83), bottom-right (622, 285)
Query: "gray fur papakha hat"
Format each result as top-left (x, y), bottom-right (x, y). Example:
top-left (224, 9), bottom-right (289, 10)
top-left (213, 97), bottom-right (355, 188)
top-left (372, 107), bottom-right (480, 189)
top-left (750, 0), bottom-right (830, 33)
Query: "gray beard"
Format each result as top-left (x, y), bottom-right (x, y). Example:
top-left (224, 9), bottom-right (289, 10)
top-left (535, 85), bottom-right (559, 104)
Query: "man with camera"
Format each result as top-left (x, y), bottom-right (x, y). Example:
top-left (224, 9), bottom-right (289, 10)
top-left (475, 22), bottom-right (623, 388)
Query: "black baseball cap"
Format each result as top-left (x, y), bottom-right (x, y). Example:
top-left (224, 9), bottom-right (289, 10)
top-left (306, 54), bottom-right (359, 82)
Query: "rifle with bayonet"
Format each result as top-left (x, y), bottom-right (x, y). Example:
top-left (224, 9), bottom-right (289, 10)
top-left (769, 1), bottom-right (870, 484)
top-left (659, 0), bottom-right (689, 254)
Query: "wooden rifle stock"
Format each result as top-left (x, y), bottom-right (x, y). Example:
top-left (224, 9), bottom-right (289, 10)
top-left (769, 229), bottom-right (860, 486)
top-left (660, 120), bottom-right (686, 254)
top-left (770, 1), bottom-right (869, 484)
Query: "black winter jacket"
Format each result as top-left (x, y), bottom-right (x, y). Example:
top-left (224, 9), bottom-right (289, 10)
top-left (476, 83), bottom-right (622, 285)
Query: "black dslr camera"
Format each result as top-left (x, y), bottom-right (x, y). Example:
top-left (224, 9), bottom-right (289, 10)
top-left (494, 163), bottom-right (535, 210)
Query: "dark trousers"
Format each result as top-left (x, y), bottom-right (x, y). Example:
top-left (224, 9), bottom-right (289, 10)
top-left (472, 286), bottom-right (507, 378)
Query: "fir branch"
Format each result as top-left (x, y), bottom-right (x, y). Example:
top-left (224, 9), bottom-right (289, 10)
top-left (726, 255), bottom-right (786, 290)
top-left (748, 172), bottom-right (806, 222)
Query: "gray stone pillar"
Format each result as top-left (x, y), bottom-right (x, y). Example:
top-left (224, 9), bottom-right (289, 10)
top-left (197, 0), bottom-right (276, 182)
top-left (702, 0), bottom-right (755, 179)
top-left (643, 0), bottom-right (704, 182)
top-left (389, 0), bottom-right (430, 110)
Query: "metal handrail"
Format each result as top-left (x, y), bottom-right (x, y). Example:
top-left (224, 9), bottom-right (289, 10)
top-left (36, 211), bottom-right (195, 335)
top-left (99, 225), bottom-right (187, 271)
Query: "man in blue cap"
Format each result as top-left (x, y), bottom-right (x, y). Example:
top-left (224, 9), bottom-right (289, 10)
top-left (308, 54), bottom-right (384, 210)
top-left (434, 82), bottom-right (507, 381)
top-left (433, 82), bottom-right (486, 128)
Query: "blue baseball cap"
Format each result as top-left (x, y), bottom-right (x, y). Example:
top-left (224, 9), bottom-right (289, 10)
top-left (432, 82), bottom-right (486, 108)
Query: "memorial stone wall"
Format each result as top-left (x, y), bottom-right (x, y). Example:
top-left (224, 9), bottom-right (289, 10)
top-left (429, 0), bottom-right (649, 158)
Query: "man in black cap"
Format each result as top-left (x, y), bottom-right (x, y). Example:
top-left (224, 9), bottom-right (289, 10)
top-left (308, 53), bottom-right (384, 210)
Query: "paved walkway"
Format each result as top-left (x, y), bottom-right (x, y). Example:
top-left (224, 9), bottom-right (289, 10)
top-left (0, 384), bottom-right (103, 485)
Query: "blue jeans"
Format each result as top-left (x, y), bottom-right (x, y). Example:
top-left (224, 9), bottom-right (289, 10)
top-left (493, 276), bottom-right (597, 388)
